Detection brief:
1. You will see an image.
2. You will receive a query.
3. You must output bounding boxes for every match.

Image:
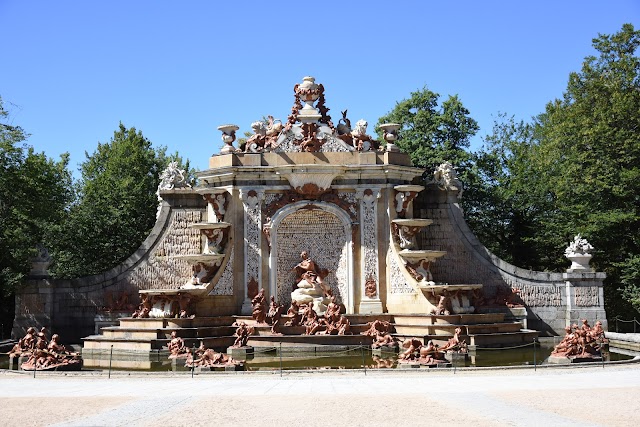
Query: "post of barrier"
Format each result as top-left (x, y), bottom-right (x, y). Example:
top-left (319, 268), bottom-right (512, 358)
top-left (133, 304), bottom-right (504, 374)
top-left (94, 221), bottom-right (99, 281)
top-left (634, 318), bottom-right (637, 334)
top-left (360, 344), bottom-right (366, 376)
top-left (600, 340), bottom-right (605, 369)
top-left (191, 344), bottom-right (196, 378)
top-left (279, 342), bottom-right (283, 378)
top-left (33, 362), bottom-right (36, 378)
top-left (1, 323), bottom-right (3, 340)
top-left (615, 317), bottom-right (619, 333)
top-left (533, 338), bottom-right (537, 371)
top-left (108, 345), bottom-right (113, 379)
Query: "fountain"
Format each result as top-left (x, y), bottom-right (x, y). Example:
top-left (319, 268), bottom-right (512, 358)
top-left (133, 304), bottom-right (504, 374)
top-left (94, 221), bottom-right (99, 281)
top-left (14, 75), bottom-right (614, 372)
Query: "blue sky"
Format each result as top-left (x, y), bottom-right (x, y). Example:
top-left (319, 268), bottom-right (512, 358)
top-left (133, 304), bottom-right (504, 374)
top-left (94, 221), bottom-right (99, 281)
top-left (1, 1), bottom-right (638, 176)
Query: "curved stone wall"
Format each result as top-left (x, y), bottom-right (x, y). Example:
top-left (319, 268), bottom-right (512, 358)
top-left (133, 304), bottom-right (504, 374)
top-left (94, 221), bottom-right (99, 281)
top-left (415, 185), bottom-right (606, 335)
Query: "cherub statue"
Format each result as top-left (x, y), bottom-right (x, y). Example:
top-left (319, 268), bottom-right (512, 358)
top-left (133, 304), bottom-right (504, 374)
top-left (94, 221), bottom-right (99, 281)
top-left (232, 321), bottom-right (254, 348)
top-left (267, 295), bottom-right (284, 334)
top-left (251, 288), bottom-right (267, 324)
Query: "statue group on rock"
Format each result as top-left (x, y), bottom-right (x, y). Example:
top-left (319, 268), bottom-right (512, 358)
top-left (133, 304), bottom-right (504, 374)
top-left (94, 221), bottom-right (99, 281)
top-left (551, 319), bottom-right (606, 359)
top-left (9, 327), bottom-right (82, 371)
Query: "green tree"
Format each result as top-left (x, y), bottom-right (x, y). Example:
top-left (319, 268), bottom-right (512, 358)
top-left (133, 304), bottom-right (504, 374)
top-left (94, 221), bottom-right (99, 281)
top-left (463, 115), bottom-right (560, 269)
top-left (376, 88), bottom-right (479, 179)
top-left (468, 24), bottom-right (640, 318)
top-left (46, 123), bottom-right (191, 278)
top-left (535, 23), bottom-right (640, 316)
top-left (0, 97), bottom-right (73, 336)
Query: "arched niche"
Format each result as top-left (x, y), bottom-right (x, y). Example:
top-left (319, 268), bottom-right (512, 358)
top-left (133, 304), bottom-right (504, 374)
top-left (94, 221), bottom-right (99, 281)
top-left (268, 201), bottom-right (354, 313)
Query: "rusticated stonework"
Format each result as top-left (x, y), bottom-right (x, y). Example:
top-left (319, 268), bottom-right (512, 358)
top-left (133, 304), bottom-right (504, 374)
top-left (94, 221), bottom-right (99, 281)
top-left (209, 248), bottom-right (234, 296)
top-left (509, 282), bottom-right (562, 307)
top-left (128, 209), bottom-right (204, 290)
top-left (389, 247), bottom-right (416, 294)
top-left (575, 286), bottom-right (600, 307)
top-left (275, 209), bottom-right (348, 306)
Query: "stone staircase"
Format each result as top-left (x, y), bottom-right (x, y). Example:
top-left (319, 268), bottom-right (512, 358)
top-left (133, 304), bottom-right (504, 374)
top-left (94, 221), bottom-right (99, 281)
top-left (392, 313), bottom-right (538, 348)
top-left (82, 312), bottom-right (537, 362)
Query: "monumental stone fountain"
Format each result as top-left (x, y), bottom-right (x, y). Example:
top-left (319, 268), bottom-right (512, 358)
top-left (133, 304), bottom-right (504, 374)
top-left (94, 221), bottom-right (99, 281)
top-left (10, 76), bottom-right (608, 369)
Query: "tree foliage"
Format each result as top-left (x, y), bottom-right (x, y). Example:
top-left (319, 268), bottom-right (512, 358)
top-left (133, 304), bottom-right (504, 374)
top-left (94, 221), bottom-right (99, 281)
top-left (376, 88), bottom-right (479, 178)
top-left (0, 97), bottom-right (73, 295)
top-left (468, 24), bottom-right (640, 316)
top-left (46, 123), bottom-right (191, 278)
top-left (0, 97), bottom-right (73, 337)
top-left (535, 23), bottom-right (640, 314)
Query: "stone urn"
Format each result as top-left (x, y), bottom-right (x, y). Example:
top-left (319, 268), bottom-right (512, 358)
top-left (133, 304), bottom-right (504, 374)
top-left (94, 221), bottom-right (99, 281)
top-left (566, 253), bottom-right (593, 271)
top-left (564, 234), bottom-right (594, 272)
top-left (379, 123), bottom-right (401, 152)
top-left (217, 124), bottom-right (239, 154)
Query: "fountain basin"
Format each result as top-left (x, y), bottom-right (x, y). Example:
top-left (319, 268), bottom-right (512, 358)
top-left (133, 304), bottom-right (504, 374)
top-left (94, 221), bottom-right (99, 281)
top-left (399, 250), bottom-right (446, 263)
top-left (392, 218), bottom-right (433, 228)
top-left (189, 222), bottom-right (231, 230)
top-left (172, 254), bottom-right (225, 264)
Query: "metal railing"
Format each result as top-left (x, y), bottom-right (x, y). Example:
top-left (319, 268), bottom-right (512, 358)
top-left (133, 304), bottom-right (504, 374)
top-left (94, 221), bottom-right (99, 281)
top-left (612, 316), bottom-right (640, 333)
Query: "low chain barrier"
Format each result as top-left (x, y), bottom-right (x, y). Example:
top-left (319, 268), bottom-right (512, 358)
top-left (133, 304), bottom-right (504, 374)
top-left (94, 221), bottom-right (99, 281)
top-left (613, 316), bottom-right (640, 333)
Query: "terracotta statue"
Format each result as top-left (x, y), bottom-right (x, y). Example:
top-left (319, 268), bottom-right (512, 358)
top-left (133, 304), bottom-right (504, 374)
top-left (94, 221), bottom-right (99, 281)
top-left (188, 347), bottom-right (236, 368)
top-left (47, 334), bottom-right (66, 355)
top-left (232, 321), bottom-right (254, 348)
top-left (267, 296), bottom-right (284, 334)
top-left (371, 331), bottom-right (397, 349)
top-left (284, 300), bottom-right (303, 326)
top-left (440, 327), bottom-right (468, 353)
top-left (430, 291), bottom-right (452, 316)
top-left (302, 303), bottom-right (323, 335)
top-left (363, 319), bottom-right (392, 337)
top-left (399, 338), bottom-right (423, 361)
top-left (364, 320), bottom-right (397, 348)
top-left (324, 295), bottom-right (341, 324)
top-left (551, 325), bottom-right (579, 357)
top-left (551, 320), bottom-right (606, 359)
top-left (291, 251), bottom-right (331, 314)
top-left (167, 331), bottom-right (187, 358)
top-left (336, 315), bottom-right (351, 336)
top-left (18, 329), bottom-right (82, 371)
top-left (251, 288), bottom-right (267, 324)
top-left (132, 294), bottom-right (152, 318)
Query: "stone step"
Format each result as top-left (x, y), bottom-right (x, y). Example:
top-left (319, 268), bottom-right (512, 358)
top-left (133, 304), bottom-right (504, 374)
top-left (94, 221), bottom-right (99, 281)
top-left (250, 324), bottom-right (371, 336)
top-left (393, 322), bottom-right (523, 337)
top-left (468, 330), bottom-right (539, 348)
top-left (392, 313), bottom-right (506, 326)
top-left (100, 326), bottom-right (237, 340)
top-left (247, 334), bottom-right (373, 348)
top-left (118, 316), bottom-right (237, 329)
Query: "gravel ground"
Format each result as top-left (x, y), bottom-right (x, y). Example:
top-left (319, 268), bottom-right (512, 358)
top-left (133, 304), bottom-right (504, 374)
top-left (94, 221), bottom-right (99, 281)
top-left (1, 363), bottom-right (639, 426)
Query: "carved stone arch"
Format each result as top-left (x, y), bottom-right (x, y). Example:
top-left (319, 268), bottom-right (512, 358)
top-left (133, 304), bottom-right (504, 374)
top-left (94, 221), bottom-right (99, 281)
top-left (268, 201), bottom-right (354, 313)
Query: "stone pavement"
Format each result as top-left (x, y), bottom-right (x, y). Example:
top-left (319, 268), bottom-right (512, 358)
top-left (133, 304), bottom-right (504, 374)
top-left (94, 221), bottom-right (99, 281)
top-left (1, 364), bottom-right (639, 426)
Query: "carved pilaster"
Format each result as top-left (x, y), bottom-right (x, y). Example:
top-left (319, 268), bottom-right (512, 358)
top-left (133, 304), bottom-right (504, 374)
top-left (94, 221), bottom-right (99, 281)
top-left (240, 188), bottom-right (264, 314)
top-left (357, 188), bottom-right (383, 314)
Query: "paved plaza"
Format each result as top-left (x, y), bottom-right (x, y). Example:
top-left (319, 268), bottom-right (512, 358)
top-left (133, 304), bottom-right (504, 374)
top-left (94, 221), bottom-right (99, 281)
top-left (1, 363), bottom-right (639, 426)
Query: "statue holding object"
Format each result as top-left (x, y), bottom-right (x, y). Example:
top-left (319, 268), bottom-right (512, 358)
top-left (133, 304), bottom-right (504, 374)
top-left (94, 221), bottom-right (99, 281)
top-left (291, 251), bottom-right (331, 315)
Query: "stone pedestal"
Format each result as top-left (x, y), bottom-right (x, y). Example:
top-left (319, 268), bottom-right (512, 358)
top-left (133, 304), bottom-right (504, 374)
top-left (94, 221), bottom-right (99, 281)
top-left (445, 352), bottom-right (467, 367)
top-left (547, 355), bottom-right (603, 364)
top-left (371, 346), bottom-right (398, 356)
top-left (359, 300), bottom-right (383, 314)
top-left (564, 272), bottom-right (607, 330)
top-left (8, 355), bottom-right (19, 370)
top-left (227, 346), bottom-right (254, 360)
top-left (94, 312), bottom-right (130, 334)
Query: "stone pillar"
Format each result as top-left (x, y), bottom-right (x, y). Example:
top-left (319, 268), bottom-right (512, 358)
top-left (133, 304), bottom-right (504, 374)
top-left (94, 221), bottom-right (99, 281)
top-left (564, 272), bottom-right (607, 330)
top-left (357, 188), bottom-right (383, 314)
top-left (12, 279), bottom-right (54, 339)
top-left (240, 188), bottom-right (264, 315)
